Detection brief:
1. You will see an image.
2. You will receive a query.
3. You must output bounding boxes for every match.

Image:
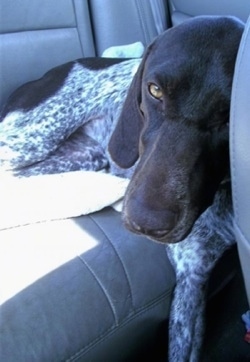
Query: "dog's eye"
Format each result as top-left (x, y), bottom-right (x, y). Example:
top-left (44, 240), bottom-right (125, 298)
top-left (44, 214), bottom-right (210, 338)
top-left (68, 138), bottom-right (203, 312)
top-left (148, 83), bottom-right (163, 100)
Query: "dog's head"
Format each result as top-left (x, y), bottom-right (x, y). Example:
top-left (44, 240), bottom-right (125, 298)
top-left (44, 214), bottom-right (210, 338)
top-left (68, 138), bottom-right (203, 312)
top-left (109, 16), bottom-right (244, 243)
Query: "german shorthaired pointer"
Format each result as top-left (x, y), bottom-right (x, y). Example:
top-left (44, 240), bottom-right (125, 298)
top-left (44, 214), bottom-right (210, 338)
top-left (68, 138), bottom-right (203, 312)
top-left (109, 16), bottom-right (243, 360)
top-left (0, 16), bottom-right (244, 361)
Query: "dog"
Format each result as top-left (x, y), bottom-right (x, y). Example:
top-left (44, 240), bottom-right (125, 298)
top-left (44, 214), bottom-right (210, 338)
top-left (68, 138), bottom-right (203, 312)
top-left (108, 15), bottom-right (244, 361)
top-left (0, 16), bottom-right (244, 361)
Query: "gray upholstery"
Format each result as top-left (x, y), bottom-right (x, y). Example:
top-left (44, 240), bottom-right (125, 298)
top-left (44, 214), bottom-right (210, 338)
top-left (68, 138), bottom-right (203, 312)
top-left (169, 0), bottom-right (250, 25)
top-left (0, 0), bottom-right (169, 108)
top-left (0, 208), bottom-right (175, 361)
top-left (89, 0), bottom-right (169, 55)
top-left (0, 0), bottom-right (97, 108)
top-left (230, 15), bottom-right (250, 306)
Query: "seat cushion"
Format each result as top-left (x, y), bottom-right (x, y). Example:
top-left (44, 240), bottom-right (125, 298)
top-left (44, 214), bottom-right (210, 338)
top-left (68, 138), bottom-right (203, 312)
top-left (0, 207), bottom-right (175, 361)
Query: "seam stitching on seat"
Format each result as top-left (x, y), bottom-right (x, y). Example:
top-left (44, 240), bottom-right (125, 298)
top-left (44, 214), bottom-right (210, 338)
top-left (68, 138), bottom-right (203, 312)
top-left (135, 0), bottom-right (150, 45)
top-left (88, 213), bottom-right (135, 309)
top-left (1, 27), bottom-right (79, 36)
top-left (77, 253), bottom-right (118, 325)
top-left (72, 0), bottom-right (86, 56)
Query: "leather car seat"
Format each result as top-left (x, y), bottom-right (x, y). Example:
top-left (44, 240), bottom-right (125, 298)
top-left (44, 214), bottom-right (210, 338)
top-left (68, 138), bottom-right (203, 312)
top-left (230, 14), bottom-right (250, 307)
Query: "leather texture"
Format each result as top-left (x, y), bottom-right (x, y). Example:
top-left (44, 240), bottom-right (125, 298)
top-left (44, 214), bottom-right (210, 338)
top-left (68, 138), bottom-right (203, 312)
top-left (230, 15), bottom-right (250, 306)
top-left (0, 0), bottom-right (95, 108)
top-left (0, 208), bottom-right (175, 361)
top-left (0, 0), bottom-right (169, 108)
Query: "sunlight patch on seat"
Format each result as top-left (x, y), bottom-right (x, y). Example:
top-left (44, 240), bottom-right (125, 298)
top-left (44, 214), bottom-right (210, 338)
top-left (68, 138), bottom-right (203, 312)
top-left (0, 218), bottom-right (99, 304)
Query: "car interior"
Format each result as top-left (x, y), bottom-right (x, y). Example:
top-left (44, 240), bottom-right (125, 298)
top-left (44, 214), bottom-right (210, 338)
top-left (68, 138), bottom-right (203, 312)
top-left (0, 1), bottom-right (250, 361)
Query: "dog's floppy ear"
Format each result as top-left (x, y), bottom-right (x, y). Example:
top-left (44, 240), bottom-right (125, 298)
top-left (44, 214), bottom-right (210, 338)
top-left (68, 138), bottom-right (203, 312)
top-left (108, 49), bottom-right (150, 168)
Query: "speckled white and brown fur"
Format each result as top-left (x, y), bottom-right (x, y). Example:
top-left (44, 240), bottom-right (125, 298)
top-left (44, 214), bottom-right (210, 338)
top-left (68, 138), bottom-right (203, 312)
top-left (166, 181), bottom-right (235, 361)
top-left (0, 58), bottom-right (140, 177)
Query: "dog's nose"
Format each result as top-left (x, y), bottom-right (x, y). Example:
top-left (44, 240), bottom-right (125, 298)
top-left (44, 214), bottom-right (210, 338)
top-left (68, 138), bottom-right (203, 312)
top-left (129, 222), bottom-right (171, 240)
top-left (124, 207), bottom-right (178, 241)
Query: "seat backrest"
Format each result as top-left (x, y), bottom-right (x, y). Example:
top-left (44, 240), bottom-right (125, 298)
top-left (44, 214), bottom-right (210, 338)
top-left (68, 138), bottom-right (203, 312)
top-left (89, 0), bottom-right (169, 56)
top-left (0, 0), bottom-right (97, 108)
top-left (230, 15), bottom-right (250, 306)
top-left (168, 0), bottom-right (250, 25)
top-left (0, 0), bottom-right (168, 109)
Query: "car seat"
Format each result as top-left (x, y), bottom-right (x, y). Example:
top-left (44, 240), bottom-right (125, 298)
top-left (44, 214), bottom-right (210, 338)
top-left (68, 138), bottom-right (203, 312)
top-left (230, 14), bottom-right (250, 307)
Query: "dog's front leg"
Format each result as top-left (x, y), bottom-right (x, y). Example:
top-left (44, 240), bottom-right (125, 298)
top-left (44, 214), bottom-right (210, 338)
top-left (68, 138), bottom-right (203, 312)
top-left (167, 269), bottom-right (207, 362)
top-left (166, 182), bottom-right (235, 362)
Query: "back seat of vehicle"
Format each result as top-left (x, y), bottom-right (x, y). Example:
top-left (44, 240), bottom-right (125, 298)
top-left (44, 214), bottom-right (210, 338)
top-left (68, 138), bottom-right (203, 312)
top-left (0, 1), bottom-right (249, 361)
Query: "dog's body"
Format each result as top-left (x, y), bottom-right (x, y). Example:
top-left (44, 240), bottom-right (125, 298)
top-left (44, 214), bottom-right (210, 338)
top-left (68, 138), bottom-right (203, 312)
top-left (0, 57), bottom-right (140, 177)
top-left (0, 16), bottom-right (244, 361)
